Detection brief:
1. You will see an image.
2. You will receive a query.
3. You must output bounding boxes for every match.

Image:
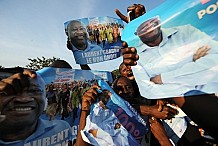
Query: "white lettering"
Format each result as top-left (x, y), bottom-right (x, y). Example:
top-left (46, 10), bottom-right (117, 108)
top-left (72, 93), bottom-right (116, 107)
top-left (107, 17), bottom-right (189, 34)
top-left (72, 125), bottom-right (78, 135)
top-left (197, 1), bottom-right (218, 19)
top-left (42, 137), bottom-right (50, 146)
top-left (57, 131), bottom-right (64, 142)
top-left (51, 135), bottom-right (57, 145)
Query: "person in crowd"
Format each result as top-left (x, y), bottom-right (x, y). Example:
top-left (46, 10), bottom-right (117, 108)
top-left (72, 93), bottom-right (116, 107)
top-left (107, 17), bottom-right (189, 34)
top-left (45, 84), bottom-right (58, 120)
top-left (99, 26), bottom-right (106, 48)
top-left (66, 20), bottom-right (102, 65)
top-left (86, 25), bottom-right (94, 43)
top-left (93, 26), bottom-right (100, 45)
top-left (112, 24), bottom-right (119, 43)
top-left (58, 83), bottom-right (71, 120)
top-left (105, 25), bottom-right (114, 44)
top-left (0, 68), bottom-right (72, 146)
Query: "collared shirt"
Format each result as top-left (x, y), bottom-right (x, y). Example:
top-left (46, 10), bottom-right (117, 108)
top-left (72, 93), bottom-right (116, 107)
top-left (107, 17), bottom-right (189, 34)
top-left (132, 24), bottom-right (218, 99)
top-left (0, 118), bottom-right (72, 146)
top-left (71, 42), bottom-right (103, 65)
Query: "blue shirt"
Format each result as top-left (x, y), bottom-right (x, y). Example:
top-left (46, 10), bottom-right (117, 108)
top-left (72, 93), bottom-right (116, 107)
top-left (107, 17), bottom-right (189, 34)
top-left (0, 119), bottom-right (72, 146)
top-left (71, 42), bottom-right (102, 64)
top-left (132, 24), bottom-right (218, 99)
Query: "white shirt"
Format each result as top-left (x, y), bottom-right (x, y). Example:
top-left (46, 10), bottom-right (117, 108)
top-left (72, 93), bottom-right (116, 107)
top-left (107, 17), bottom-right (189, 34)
top-left (132, 24), bottom-right (218, 99)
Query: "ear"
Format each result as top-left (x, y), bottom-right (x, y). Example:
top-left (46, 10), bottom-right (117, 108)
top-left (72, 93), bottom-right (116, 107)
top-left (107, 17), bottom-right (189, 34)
top-left (65, 28), bottom-right (68, 36)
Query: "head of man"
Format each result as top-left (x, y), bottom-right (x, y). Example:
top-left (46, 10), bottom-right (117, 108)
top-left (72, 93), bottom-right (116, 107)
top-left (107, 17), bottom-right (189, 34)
top-left (0, 74), bottom-right (45, 140)
top-left (67, 20), bottom-right (88, 50)
top-left (119, 62), bottom-right (134, 80)
top-left (48, 84), bottom-right (54, 91)
top-left (61, 83), bottom-right (68, 91)
top-left (112, 76), bottom-right (134, 102)
top-left (135, 16), bottom-right (162, 46)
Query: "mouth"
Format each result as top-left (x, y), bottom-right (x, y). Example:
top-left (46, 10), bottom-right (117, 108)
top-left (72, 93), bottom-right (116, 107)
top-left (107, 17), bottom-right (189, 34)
top-left (14, 107), bottom-right (33, 111)
top-left (77, 35), bottom-right (85, 39)
top-left (4, 105), bottom-right (36, 115)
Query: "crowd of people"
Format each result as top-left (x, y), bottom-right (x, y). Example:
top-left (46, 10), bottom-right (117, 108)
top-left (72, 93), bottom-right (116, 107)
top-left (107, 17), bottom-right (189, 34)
top-left (0, 3), bottom-right (217, 146)
top-left (44, 79), bottom-right (95, 122)
top-left (86, 23), bottom-right (124, 48)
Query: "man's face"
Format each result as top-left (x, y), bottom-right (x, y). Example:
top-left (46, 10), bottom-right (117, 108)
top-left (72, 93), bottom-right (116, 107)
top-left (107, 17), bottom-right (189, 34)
top-left (120, 64), bottom-right (134, 80)
top-left (0, 78), bottom-right (44, 127)
top-left (136, 17), bottom-right (162, 44)
top-left (68, 21), bottom-right (88, 48)
top-left (61, 84), bottom-right (67, 90)
top-left (114, 77), bottom-right (134, 100)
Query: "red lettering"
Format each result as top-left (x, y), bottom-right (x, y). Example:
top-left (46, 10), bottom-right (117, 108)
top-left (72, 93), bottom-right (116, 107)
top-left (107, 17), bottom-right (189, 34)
top-left (201, 0), bottom-right (210, 4)
top-left (126, 123), bottom-right (135, 134)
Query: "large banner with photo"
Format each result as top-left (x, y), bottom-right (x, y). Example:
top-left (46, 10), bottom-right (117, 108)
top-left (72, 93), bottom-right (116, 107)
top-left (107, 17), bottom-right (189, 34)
top-left (64, 16), bottom-right (124, 65)
top-left (122, 0), bottom-right (218, 99)
top-left (37, 67), bottom-right (114, 142)
top-left (36, 67), bottom-right (148, 144)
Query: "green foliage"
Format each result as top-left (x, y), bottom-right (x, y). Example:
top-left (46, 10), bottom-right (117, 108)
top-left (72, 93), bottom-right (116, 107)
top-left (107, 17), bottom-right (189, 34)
top-left (26, 56), bottom-right (60, 71)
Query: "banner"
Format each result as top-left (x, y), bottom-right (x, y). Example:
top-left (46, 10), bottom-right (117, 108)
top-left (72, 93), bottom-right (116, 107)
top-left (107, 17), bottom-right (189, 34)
top-left (36, 67), bottom-right (114, 141)
top-left (97, 80), bottom-right (149, 143)
top-left (122, 0), bottom-right (218, 99)
top-left (37, 68), bottom-right (149, 143)
top-left (64, 16), bottom-right (124, 65)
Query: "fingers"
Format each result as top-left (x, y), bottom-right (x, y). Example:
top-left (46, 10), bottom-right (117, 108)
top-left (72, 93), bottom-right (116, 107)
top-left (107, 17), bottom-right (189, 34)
top-left (197, 45), bottom-right (210, 56)
top-left (149, 116), bottom-right (157, 124)
top-left (115, 9), bottom-right (128, 23)
top-left (81, 85), bottom-right (101, 111)
top-left (0, 72), bottom-right (31, 95)
top-left (122, 47), bottom-right (139, 66)
top-left (122, 42), bottom-right (128, 48)
top-left (193, 45), bottom-right (211, 61)
top-left (116, 4), bottom-right (146, 23)
top-left (135, 4), bottom-right (146, 18)
top-left (162, 106), bottom-right (178, 119)
top-left (23, 69), bottom-right (37, 78)
top-left (157, 99), bottom-right (167, 112)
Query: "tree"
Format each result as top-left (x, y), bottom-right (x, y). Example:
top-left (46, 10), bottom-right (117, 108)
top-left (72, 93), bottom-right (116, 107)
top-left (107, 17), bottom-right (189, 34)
top-left (26, 56), bottom-right (60, 70)
top-left (0, 65), bottom-right (4, 69)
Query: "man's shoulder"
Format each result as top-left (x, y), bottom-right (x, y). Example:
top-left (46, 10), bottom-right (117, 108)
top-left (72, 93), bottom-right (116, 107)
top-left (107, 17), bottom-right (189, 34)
top-left (39, 118), bottom-right (71, 129)
top-left (88, 43), bottom-right (102, 51)
top-left (165, 24), bottom-right (196, 33)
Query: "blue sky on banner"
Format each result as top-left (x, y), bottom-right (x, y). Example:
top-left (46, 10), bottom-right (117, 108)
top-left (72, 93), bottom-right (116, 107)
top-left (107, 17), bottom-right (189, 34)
top-left (0, 0), bottom-right (165, 71)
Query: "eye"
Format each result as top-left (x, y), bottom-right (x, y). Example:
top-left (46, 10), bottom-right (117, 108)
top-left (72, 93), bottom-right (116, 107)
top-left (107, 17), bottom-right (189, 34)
top-left (80, 27), bottom-right (85, 31)
top-left (115, 86), bottom-right (124, 93)
top-left (126, 86), bottom-right (132, 90)
top-left (26, 89), bottom-right (43, 95)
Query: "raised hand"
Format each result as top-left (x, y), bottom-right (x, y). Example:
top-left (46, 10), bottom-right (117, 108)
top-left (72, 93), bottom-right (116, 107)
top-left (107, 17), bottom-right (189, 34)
top-left (115, 4), bottom-right (146, 23)
top-left (0, 69), bottom-right (36, 96)
top-left (122, 42), bottom-right (139, 66)
top-left (81, 84), bottom-right (101, 111)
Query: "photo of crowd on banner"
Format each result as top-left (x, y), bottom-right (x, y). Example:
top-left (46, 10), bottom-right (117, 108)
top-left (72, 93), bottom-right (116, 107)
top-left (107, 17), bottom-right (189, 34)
top-left (64, 17), bottom-right (124, 65)
top-left (0, 0), bottom-right (218, 146)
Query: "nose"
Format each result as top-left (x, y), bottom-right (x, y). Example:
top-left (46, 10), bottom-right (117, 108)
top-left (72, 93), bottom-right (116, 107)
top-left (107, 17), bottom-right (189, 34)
top-left (122, 86), bottom-right (129, 94)
top-left (13, 94), bottom-right (34, 103)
